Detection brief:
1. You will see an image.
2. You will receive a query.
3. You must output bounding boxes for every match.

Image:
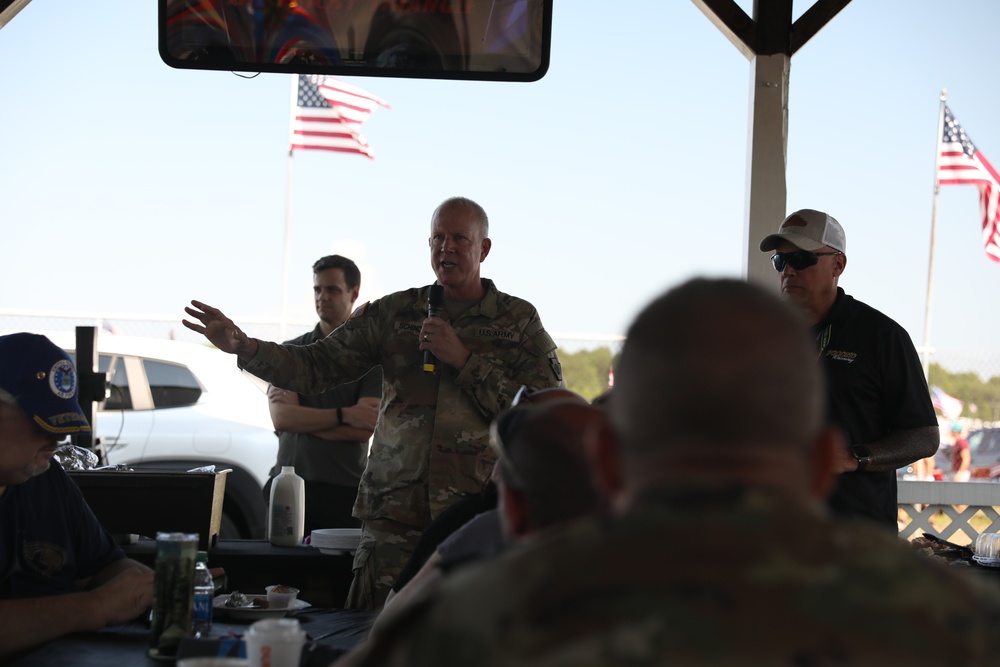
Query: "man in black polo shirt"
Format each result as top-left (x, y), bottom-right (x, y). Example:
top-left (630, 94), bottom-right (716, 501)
top-left (760, 209), bottom-right (939, 529)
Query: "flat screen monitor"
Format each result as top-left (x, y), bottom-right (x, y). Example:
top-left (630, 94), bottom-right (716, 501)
top-left (159, 0), bottom-right (552, 82)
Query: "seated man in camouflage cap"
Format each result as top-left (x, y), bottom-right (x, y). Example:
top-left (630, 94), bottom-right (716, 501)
top-left (0, 333), bottom-right (153, 660)
top-left (337, 278), bottom-right (1000, 666)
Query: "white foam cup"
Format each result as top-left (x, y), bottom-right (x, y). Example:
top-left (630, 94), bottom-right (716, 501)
top-left (976, 532), bottom-right (1000, 560)
top-left (245, 618), bottom-right (306, 667)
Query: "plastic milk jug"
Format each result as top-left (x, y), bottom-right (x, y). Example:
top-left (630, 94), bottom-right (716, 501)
top-left (268, 466), bottom-right (305, 547)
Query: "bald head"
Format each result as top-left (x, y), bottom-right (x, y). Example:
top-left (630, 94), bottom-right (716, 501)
top-left (432, 196), bottom-right (489, 240)
top-left (610, 278), bottom-right (824, 485)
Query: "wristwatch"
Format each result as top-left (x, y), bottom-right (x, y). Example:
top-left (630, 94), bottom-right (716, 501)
top-left (852, 444), bottom-right (873, 473)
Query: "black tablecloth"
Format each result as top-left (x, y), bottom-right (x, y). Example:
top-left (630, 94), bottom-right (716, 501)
top-left (11, 608), bottom-right (377, 666)
top-left (123, 539), bottom-right (356, 609)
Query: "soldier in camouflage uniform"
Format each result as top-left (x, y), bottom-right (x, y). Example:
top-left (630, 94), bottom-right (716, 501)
top-left (337, 278), bottom-right (1000, 666)
top-left (183, 197), bottom-right (562, 609)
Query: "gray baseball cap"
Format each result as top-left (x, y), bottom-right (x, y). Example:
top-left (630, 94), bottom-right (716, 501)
top-left (759, 209), bottom-right (847, 253)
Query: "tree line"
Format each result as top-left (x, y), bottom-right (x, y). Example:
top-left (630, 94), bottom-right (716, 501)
top-left (562, 353), bottom-right (1000, 424)
top-left (560, 347), bottom-right (616, 402)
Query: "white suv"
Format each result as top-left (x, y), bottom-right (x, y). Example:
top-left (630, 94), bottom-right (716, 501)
top-left (52, 334), bottom-right (278, 538)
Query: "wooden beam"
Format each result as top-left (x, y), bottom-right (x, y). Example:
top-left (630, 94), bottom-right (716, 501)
top-left (691, 0), bottom-right (757, 60)
top-left (743, 54), bottom-right (790, 289)
top-left (0, 0), bottom-right (32, 30)
top-left (752, 0), bottom-right (793, 55)
top-left (790, 0), bottom-right (853, 55)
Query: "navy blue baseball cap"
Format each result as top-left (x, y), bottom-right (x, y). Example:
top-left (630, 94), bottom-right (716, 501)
top-left (0, 333), bottom-right (91, 435)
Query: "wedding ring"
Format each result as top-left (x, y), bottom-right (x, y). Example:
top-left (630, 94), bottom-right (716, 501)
top-left (423, 334), bottom-right (428, 341)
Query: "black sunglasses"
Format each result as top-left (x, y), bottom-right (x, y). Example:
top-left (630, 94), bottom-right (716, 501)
top-left (489, 407), bottom-right (529, 487)
top-left (771, 250), bottom-right (842, 272)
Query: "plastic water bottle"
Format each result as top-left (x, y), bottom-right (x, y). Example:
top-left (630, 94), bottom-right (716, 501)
top-left (192, 550), bottom-right (214, 637)
top-left (268, 466), bottom-right (305, 547)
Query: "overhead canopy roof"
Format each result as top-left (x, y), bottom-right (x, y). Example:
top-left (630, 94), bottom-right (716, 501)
top-left (0, 0), bottom-right (31, 30)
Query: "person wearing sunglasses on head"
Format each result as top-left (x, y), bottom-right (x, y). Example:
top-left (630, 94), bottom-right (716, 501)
top-left (380, 393), bottom-right (559, 614)
top-left (759, 209), bottom-right (938, 530)
top-left (381, 387), bottom-right (593, 612)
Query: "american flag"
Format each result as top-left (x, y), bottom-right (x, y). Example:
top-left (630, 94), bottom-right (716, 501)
top-left (936, 105), bottom-right (1000, 263)
top-left (931, 385), bottom-right (964, 421)
top-left (290, 75), bottom-right (390, 159)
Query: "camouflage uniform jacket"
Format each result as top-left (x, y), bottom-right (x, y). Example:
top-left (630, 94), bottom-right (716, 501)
top-left (343, 482), bottom-right (1000, 667)
top-left (241, 279), bottom-right (562, 527)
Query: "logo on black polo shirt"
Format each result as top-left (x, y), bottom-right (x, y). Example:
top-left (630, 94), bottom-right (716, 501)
top-left (21, 542), bottom-right (69, 579)
top-left (825, 349), bottom-right (857, 363)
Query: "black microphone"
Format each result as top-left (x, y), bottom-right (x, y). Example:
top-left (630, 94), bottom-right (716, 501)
top-left (423, 284), bottom-right (445, 373)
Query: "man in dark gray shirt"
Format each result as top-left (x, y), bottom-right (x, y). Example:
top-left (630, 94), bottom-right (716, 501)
top-left (265, 255), bottom-right (382, 531)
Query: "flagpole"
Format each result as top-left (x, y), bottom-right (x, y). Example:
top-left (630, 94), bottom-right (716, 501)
top-left (279, 75), bottom-right (297, 343)
top-left (921, 88), bottom-right (947, 379)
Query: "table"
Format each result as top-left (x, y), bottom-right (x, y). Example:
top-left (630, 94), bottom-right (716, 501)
top-left (11, 608), bottom-right (377, 666)
top-left (11, 539), bottom-right (367, 665)
top-left (123, 539), bottom-right (355, 608)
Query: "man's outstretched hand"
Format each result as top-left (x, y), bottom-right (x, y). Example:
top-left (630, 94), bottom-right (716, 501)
top-left (182, 300), bottom-right (259, 359)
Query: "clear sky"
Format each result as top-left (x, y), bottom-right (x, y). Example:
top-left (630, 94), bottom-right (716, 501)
top-left (1, 1), bottom-right (998, 372)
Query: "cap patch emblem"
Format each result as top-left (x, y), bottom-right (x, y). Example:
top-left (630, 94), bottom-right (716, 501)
top-left (781, 215), bottom-right (808, 228)
top-left (49, 360), bottom-right (76, 399)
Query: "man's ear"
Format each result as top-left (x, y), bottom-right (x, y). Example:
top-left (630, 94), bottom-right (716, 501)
top-left (499, 484), bottom-right (532, 539)
top-left (811, 425), bottom-right (843, 499)
top-left (479, 237), bottom-right (492, 262)
top-left (832, 254), bottom-right (847, 278)
top-left (587, 420), bottom-right (623, 499)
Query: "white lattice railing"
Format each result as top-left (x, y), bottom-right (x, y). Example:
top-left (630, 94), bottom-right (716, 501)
top-left (898, 480), bottom-right (1000, 544)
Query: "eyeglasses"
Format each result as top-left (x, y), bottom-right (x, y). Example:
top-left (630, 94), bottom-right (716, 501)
top-left (485, 386), bottom-right (534, 490)
top-left (770, 250), bottom-right (842, 272)
top-left (489, 407), bottom-right (529, 487)
top-left (512, 384), bottom-right (531, 407)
